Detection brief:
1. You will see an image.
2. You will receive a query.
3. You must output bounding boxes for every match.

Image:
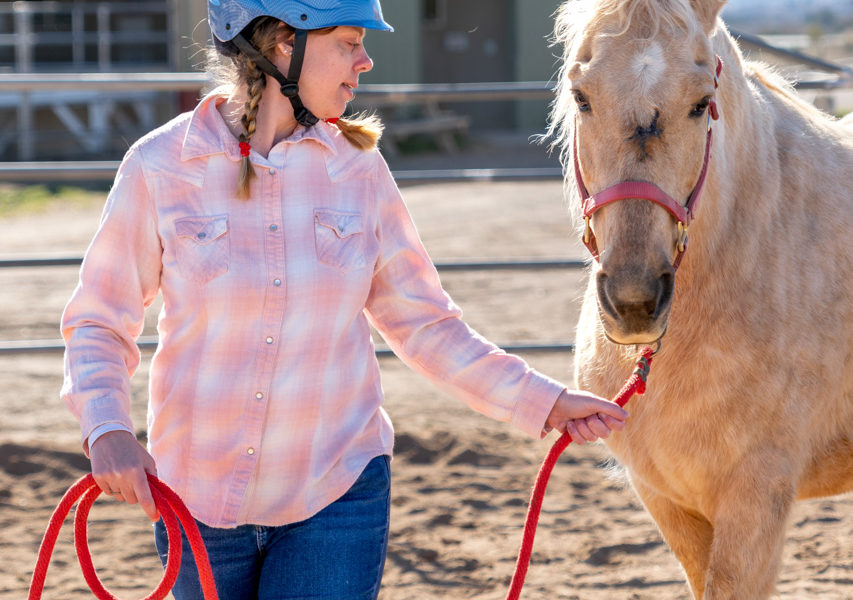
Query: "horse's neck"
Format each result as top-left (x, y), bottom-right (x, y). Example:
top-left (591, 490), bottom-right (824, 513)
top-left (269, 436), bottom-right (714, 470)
top-left (673, 39), bottom-right (771, 279)
top-left (675, 31), bottom-right (853, 306)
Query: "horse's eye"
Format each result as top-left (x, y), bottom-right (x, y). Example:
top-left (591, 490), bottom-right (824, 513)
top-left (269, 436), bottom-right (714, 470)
top-left (690, 96), bottom-right (711, 118)
top-left (573, 90), bottom-right (591, 113)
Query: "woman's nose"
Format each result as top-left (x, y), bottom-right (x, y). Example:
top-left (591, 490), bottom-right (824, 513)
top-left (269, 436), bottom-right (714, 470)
top-left (356, 48), bottom-right (373, 74)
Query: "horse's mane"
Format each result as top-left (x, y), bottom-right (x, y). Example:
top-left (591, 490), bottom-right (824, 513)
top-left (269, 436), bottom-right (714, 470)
top-left (745, 61), bottom-right (840, 123)
top-left (545, 0), bottom-right (709, 210)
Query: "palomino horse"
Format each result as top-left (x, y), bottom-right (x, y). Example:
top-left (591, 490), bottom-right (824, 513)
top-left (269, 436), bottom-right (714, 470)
top-left (549, 0), bottom-right (853, 598)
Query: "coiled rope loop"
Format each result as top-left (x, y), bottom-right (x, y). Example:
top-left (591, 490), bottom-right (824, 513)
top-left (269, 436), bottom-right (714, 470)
top-left (29, 472), bottom-right (218, 600)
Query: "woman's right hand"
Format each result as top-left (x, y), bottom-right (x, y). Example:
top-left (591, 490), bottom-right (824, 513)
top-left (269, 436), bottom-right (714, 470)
top-left (89, 430), bottom-right (160, 521)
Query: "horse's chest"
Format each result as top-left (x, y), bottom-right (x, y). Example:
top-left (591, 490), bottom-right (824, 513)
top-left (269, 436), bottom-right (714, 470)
top-left (606, 402), bottom-right (724, 507)
top-left (576, 343), bottom-right (741, 506)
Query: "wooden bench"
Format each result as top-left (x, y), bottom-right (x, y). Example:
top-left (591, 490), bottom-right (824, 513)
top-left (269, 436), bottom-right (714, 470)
top-left (370, 101), bottom-right (470, 156)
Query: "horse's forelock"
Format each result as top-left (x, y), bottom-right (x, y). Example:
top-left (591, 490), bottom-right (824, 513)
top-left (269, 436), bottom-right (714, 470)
top-left (551, 0), bottom-right (703, 74)
top-left (588, 0), bottom-right (702, 38)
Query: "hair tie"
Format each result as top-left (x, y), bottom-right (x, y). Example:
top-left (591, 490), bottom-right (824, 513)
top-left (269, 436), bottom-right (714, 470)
top-left (325, 118), bottom-right (339, 125)
top-left (238, 142), bottom-right (251, 158)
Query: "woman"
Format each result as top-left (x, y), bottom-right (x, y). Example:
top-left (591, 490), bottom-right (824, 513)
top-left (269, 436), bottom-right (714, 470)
top-left (60, 1), bottom-right (629, 598)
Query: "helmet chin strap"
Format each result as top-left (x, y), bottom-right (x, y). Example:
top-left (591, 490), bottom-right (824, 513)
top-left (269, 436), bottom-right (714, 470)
top-left (231, 30), bottom-right (319, 127)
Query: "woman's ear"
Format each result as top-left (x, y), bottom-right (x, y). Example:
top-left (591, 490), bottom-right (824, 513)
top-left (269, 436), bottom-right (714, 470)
top-left (274, 28), bottom-right (295, 60)
top-left (276, 38), bottom-right (294, 58)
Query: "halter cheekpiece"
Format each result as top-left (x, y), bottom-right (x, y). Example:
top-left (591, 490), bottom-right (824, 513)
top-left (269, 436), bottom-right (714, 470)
top-left (574, 56), bottom-right (723, 270)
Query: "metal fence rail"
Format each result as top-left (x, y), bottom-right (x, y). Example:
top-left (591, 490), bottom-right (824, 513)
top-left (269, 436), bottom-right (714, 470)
top-left (730, 28), bottom-right (853, 79)
top-left (0, 68), bottom-right (846, 95)
top-left (0, 74), bottom-right (557, 98)
top-left (0, 256), bottom-right (585, 270)
top-left (0, 245), bottom-right (586, 356)
top-left (0, 336), bottom-right (575, 356)
top-left (0, 256), bottom-right (586, 354)
top-left (0, 161), bottom-right (563, 183)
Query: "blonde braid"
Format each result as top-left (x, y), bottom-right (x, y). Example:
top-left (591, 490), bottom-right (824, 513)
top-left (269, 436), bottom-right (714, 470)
top-left (237, 62), bottom-right (265, 199)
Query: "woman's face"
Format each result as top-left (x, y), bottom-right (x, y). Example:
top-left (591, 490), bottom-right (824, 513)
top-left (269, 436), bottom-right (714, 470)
top-left (278, 26), bottom-right (374, 120)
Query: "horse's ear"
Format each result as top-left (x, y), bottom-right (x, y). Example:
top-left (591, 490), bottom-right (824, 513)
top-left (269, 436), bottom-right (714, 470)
top-left (689, 0), bottom-right (727, 33)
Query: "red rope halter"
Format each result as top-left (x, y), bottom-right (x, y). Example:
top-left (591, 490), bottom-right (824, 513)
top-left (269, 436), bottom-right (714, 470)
top-left (28, 473), bottom-right (218, 600)
top-left (505, 345), bottom-right (655, 600)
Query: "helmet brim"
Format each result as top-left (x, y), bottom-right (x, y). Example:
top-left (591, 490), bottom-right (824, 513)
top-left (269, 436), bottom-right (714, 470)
top-left (209, 0), bottom-right (394, 42)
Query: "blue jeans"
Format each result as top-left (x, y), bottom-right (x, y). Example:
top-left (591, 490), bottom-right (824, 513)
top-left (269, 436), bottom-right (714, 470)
top-left (154, 455), bottom-right (391, 600)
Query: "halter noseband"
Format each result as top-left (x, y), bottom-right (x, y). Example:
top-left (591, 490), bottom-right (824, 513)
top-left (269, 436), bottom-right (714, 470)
top-left (574, 56), bottom-right (722, 270)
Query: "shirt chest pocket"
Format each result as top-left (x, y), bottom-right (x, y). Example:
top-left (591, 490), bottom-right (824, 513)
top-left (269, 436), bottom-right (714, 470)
top-left (314, 209), bottom-right (366, 272)
top-left (174, 215), bottom-right (230, 284)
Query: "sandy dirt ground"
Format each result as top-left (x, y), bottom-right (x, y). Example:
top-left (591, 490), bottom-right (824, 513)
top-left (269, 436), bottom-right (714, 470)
top-left (0, 167), bottom-right (850, 599)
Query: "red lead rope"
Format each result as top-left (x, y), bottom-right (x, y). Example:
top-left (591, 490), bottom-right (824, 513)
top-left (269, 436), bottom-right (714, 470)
top-left (28, 472), bottom-right (218, 600)
top-left (505, 345), bottom-right (655, 600)
top-left (29, 347), bottom-right (653, 600)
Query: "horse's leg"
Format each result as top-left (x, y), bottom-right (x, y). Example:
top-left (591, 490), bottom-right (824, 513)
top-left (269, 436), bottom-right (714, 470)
top-left (703, 460), bottom-right (795, 600)
top-left (633, 480), bottom-right (713, 598)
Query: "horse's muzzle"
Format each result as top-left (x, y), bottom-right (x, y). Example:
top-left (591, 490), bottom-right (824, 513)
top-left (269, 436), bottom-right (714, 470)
top-left (595, 267), bottom-right (674, 344)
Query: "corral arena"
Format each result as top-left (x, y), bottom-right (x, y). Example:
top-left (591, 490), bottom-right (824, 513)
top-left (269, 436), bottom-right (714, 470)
top-left (0, 176), bottom-right (850, 598)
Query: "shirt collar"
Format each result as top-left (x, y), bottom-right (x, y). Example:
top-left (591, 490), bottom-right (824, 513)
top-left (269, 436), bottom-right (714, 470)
top-left (180, 86), bottom-right (338, 162)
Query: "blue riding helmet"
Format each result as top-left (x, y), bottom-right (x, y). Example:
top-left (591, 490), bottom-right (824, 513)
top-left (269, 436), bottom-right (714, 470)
top-left (208, 0), bottom-right (393, 127)
top-left (209, 0), bottom-right (393, 42)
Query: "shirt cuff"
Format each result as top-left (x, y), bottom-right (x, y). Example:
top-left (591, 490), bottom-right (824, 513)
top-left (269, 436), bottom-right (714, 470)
top-left (86, 423), bottom-right (134, 456)
top-left (510, 375), bottom-right (567, 439)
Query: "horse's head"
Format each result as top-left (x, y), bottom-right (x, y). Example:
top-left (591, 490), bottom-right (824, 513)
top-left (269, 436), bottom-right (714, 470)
top-left (551, 0), bottom-right (726, 345)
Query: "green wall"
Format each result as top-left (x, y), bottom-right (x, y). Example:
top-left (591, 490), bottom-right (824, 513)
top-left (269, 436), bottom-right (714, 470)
top-left (514, 0), bottom-right (562, 130)
top-left (362, 1), bottom-right (421, 84)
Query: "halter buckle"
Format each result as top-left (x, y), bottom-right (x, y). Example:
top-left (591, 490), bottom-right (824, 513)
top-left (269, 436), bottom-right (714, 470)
top-left (676, 221), bottom-right (689, 253)
top-left (583, 215), bottom-right (592, 245)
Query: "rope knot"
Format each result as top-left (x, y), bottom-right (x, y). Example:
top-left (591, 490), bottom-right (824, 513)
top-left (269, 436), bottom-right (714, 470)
top-left (632, 355), bottom-right (652, 395)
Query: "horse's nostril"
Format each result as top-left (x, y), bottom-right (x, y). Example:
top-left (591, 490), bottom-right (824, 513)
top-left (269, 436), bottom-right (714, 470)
top-left (595, 272), bottom-right (619, 321)
top-left (655, 270), bottom-right (674, 319)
